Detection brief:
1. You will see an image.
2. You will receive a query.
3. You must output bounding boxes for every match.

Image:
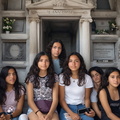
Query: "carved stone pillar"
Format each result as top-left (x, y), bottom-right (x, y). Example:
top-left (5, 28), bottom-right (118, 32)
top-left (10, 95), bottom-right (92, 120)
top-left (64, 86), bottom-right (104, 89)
top-left (80, 18), bottom-right (92, 69)
top-left (29, 16), bottom-right (40, 65)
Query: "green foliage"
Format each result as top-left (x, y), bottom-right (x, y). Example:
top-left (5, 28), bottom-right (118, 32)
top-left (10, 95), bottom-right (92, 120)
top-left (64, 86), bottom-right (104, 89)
top-left (108, 20), bottom-right (118, 32)
top-left (3, 18), bottom-right (15, 32)
top-left (95, 29), bottom-right (109, 34)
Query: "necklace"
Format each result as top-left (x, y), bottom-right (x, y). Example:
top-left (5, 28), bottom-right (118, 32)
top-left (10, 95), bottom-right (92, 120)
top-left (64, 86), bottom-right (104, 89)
top-left (72, 79), bottom-right (76, 82)
top-left (71, 76), bottom-right (77, 82)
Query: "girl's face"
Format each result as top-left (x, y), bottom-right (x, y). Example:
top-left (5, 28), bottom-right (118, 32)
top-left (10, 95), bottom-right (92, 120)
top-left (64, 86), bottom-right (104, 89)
top-left (68, 55), bottom-right (80, 72)
top-left (51, 42), bottom-right (62, 59)
top-left (6, 69), bottom-right (16, 85)
top-left (90, 70), bottom-right (101, 84)
top-left (38, 55), bottom-right (50, 71)
top-left (108, 71), bottom-right (120, 88)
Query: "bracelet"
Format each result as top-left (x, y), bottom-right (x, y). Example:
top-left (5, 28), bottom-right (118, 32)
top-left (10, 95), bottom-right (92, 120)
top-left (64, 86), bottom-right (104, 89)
top-left (35, 110), bottom-right (40, 114)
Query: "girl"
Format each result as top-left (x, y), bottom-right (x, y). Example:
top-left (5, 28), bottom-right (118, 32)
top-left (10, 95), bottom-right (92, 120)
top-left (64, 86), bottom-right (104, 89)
top-left (46, 39), bottom-right (66, 75)
top-left (0, 66), bottom-right (27, 120)
top-left (98, 67), bottom-right (120, 120)
top-left (59, 52), bottom-right (95, 120)
top-left (89, 66), bottom-right (104, 119)
top-left (25, 51), bottom-right (59, 120)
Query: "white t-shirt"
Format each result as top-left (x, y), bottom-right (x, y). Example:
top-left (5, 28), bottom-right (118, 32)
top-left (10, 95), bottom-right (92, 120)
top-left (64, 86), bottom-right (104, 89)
top-left (59, 74), bottom-right (93, 105)
top-left (90, 88), bottom-right (97, 102)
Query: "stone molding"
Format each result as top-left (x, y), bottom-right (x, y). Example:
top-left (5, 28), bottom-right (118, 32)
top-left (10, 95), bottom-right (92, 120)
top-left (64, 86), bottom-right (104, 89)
top-left (2, 11), bottom-right (26, 17)
top-left (80, 18), bottom-right (92, 23)
top-left (28, 16), bottom-right (40, 23)
top-left (91, 11), bottom-right (117, 18)
top-left (28, 9), bottom-right (91, 18)
top-left (27, 0), bottom-right (94, 9)
top-left (53, 0), bottom-right (67, 7)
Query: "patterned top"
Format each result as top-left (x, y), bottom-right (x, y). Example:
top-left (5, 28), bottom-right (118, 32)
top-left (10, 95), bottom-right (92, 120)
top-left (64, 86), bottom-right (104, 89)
top-left (29, 74), bottom-right (59, 102)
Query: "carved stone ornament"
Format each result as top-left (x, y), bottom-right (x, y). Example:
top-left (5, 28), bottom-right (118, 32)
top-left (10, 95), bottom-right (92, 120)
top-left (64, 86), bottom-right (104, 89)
top-left (80, 18), bottom-right (93, 23)
top-left (28, 11), bottom-right (40, 22)
top-left (2, 42), bottom-right (26, 61)
top-left (53, 0), bottom-right (67, 7)
top-left (28, 17), bottom-right (40, 23)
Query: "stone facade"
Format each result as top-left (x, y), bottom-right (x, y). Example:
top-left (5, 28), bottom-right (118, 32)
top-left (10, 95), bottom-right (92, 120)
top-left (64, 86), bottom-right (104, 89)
top-left (0, 0), bottom-right (120, 83)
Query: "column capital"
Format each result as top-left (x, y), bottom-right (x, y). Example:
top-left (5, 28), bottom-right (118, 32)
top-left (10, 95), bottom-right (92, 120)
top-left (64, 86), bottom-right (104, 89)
top-left (28, 16), bottom-right (40, 23)
top-left (28, 10), bottom-right (40, 23)
top-left (80, 18), bottom-right (93, 23)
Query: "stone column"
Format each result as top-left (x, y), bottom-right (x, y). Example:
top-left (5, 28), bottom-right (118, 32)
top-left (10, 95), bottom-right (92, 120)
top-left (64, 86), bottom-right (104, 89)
top-left (37, 18), bottom-right (41, 52)
top-left (38, 18), bottom-right (43, 52)
top-left (80, 18), bottom-right (92, 69)
top-left (29, 16), bottom-right (39, 66)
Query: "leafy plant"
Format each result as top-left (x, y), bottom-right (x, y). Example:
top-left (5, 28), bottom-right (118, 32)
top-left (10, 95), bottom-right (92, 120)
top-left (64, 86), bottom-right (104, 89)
top-left (108, 20), bottom-right (118, 32)
top-left (2, 18), bottom-right (15, 32)
top-left (95, 29), bottom-right (109, 34)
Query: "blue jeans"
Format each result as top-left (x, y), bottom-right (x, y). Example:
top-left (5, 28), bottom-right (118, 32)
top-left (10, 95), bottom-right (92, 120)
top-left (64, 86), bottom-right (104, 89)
top-left (27, 107), bottom-right (33, 115)
top-left (59, 104), bottom-right (94, 120)
top-left (12, 117), bottom-right (19, 120)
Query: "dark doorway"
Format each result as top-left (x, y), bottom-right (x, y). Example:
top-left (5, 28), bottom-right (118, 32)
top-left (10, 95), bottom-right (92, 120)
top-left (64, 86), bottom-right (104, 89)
top-left (42, 19), bottom-right (79, 56)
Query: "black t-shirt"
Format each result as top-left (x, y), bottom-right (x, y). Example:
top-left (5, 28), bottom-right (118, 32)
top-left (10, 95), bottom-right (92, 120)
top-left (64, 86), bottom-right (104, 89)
top-left (100, 87), bottom-right (120, 120)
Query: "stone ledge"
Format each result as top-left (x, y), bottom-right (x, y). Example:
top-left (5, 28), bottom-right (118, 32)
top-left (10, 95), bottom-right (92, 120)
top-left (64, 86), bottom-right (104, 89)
top-left (91, 34), bottom-right (118, 42)
top-left (1, 34), bottom-right (28, 40)
top-left (91, 11), bottom-right (117, 18)
top-left (2, 11), bottom-right (26, 17)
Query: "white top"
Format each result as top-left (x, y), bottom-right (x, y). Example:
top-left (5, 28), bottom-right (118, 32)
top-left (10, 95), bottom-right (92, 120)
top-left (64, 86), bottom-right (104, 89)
top-left (90, 88), bottom-right (97, 102)
top-left (59, 74), bottom-right (93, 105)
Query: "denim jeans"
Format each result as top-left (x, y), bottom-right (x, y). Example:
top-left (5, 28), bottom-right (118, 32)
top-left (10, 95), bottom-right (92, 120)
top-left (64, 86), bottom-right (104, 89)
top-left (27, 107), bottom-right (33, 115)
top-left (59, 104), bottom-right (94, 120)
top-left (12, 117), bottom-right (19, 120)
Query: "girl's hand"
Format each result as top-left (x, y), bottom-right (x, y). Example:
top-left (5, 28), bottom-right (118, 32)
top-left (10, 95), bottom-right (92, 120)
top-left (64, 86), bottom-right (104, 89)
top-left (44, 113), bottom-right (53, 120)
top-left (37, 112), bottom-right (45, 120)
top-left (0, 114), bottom-right (6, 120)
top-left (70, 112), bottom-right (81, 120)
top-left (85, 109), bottom-right (95, 117)
top-left (5, 114), bottom-right (11, 120)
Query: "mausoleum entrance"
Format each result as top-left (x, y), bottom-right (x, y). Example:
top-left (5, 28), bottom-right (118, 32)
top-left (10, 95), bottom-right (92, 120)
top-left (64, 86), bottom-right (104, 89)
top-left (42, 18), bottom-right (79, 55)
top-left (27, 0), bottom-right (94, 68)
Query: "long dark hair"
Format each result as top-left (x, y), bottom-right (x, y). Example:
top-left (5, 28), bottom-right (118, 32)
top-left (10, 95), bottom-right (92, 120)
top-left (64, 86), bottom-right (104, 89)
top-left (97, 67), bottom-right (120, 104)
top-left (0, 66), bottom-right (25, 105)
top-left (25, 51), bottom-right (55, 88)
top-left (88, 66), bottom-right (104, 78)
top-left (46, 39), bottom-right (66, 68)
top-left (99, 67), bottom-right (120, 91)
top-left (62, 52), bottom-right (87, 86)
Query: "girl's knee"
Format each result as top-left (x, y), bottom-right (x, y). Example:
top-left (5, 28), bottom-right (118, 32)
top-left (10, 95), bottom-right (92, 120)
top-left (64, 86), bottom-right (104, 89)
top-left (18, 114), bottom-right (28, 120)
top-left (52, 112), bottom-right (59, 120)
